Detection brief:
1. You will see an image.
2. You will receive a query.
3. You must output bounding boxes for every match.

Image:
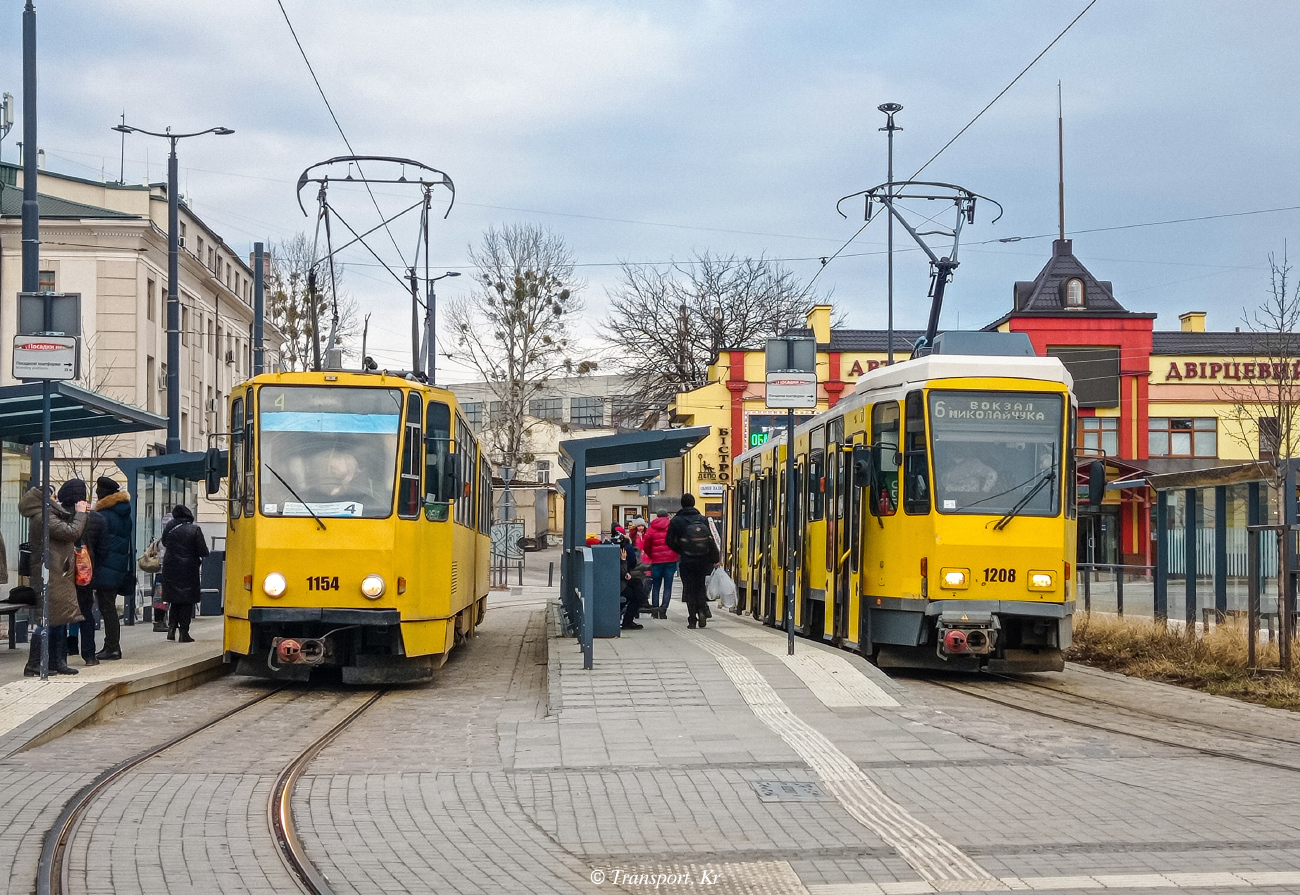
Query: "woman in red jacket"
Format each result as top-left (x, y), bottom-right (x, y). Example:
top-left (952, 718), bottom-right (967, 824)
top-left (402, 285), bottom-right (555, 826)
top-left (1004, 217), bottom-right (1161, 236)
top-left (640, 510), bottom-right (679, 619)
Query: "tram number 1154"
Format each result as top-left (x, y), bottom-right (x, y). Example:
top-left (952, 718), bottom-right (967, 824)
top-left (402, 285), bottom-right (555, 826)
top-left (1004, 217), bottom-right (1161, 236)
top-left (307, 576), bottom-right (340, 591)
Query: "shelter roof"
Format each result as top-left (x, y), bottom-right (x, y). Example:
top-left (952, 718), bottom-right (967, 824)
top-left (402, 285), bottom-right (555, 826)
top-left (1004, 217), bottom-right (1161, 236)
top-left (0, 382), bottom-right (165, 444)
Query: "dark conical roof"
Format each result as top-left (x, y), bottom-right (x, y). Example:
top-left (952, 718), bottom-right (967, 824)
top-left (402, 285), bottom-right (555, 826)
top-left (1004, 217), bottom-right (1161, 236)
top-left (1012, 238), bottom-right (1129, 314)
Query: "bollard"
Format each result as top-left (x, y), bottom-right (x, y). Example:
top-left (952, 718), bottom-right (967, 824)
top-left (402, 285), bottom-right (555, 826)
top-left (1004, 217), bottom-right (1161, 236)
top-left (1115, 565), bottom-right (1124, 617)
top-left (519, 561), bottom-right (524, 587)
top-left (548, 561), bottom-right (554, 588)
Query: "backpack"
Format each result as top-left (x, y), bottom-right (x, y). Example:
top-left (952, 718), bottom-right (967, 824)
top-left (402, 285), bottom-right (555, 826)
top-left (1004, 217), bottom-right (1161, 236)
top-left (678, 515), bottom-right (717, 559)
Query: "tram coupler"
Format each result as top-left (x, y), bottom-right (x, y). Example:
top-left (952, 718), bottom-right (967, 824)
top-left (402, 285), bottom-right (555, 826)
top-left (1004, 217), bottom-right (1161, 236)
top-left (272, 636), bottom-right (331, 667)
top-left (937, 611), bottom-right (998, 658)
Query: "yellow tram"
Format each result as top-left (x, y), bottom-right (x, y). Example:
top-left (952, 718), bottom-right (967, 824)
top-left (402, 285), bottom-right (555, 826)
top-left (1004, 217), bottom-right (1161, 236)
top-left (731, 334), bottom-right (1078, 672)
top-left (219, 371), bottom-right (491, 684)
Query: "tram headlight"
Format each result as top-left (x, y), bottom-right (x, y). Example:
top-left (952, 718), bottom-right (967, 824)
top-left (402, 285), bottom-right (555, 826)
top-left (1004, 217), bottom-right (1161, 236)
top-left (940, 568), bottom-right (969, 589)
top-left (1028, 571), bottom-right (1055, 591)
top-left (262, 572), bottom-right (287, 597)
top-left (360, 575), bottom-right (386, 599)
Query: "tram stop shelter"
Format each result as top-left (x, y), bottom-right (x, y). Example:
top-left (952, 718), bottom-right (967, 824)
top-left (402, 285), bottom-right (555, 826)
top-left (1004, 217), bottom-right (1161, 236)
top-left (558, 426), bottom-right (710, 668)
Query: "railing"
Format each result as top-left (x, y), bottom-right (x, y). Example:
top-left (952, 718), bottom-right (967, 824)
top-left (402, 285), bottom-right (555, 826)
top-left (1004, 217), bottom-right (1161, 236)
top-left (558, 547), bottom-right (595, 670)
top-left (1077, 563), bottom-right (1154, 616)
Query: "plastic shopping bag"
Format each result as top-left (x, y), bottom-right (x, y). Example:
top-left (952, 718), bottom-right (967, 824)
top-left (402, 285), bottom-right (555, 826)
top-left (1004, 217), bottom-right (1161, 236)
top-left (706, 567), bottom-right (738, 609)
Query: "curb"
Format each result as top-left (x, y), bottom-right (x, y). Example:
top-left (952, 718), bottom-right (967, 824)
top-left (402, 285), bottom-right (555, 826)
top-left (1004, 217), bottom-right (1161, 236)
top-left (4, 653), bottom-right (230, 757)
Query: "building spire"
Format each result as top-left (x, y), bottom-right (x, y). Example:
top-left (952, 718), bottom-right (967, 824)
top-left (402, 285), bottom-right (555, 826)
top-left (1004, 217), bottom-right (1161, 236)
top-left (1057, 81), bottom-right (1066, 243)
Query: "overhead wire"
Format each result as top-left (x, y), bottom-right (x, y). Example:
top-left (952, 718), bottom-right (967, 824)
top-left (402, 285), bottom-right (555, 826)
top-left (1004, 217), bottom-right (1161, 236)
top-left (273, 0), bottom-right (410, 270)
top-left (804, 0), bottom-right (1099, 294)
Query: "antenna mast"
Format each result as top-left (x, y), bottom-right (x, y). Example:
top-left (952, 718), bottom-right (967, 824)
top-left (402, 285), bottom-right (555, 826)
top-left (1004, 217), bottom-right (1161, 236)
top-left (1058, 82), bottom-right (1065, 242)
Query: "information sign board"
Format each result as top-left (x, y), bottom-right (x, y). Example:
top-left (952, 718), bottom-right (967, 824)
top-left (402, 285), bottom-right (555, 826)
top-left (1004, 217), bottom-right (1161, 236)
top-left (13, 335), bottom-right (79, 381)
top-left (698, 483), bottom-right (726, 497)
top-left (765, 372), bottom-right (818, 409)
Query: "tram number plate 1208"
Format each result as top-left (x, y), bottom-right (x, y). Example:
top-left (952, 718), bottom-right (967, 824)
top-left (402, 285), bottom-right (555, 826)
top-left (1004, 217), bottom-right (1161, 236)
top-left (307, 576), bottom-right (340, 591)
top-left (983, 568), bottom-right (1016, 583)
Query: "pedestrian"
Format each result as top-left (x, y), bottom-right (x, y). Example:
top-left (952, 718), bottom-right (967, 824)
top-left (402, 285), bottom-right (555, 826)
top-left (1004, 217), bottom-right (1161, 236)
top-left (89, 476), bottom-right (132, 660)
top-left (628, 518), bottom-right (648, 552)
top-left (641, 510), bottom-right (679, 619)
top-left (617, 537), bottom-right (648, 630)
top-left (665, 493), bottom-right (720, 629)
top-left (19, 481), bottom-right (90, 676)
top-left (74, 480), bottom-right (105, 667)
top-left (160, 504), bottom-right (208, 643)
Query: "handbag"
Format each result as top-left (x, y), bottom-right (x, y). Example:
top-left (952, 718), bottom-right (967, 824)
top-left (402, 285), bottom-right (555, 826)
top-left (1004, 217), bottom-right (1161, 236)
top-left (138, 539), bottom-right (161, 574)
top-left (75, 545), bottom-right (94, 586)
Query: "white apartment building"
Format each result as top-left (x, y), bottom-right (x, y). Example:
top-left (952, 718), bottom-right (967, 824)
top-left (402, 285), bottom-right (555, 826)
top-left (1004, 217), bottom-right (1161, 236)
top-left (0, 160), bottom-right (279, 548)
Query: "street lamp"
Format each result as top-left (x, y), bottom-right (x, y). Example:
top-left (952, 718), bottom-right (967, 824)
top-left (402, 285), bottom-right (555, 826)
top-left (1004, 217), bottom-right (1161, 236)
top-left (426, 270), bottom-right (460, 386)
top-left (112, 123), bottom-right (233, 453)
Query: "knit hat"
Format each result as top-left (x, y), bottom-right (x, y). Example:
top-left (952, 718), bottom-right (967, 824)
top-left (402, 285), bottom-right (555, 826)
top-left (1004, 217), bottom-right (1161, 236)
top-left (629, 517), bottom-right (648, 529)
top-left (96, 476), bottom-right (121, 499)
top-left (57, 479), bottom-right (87, 506)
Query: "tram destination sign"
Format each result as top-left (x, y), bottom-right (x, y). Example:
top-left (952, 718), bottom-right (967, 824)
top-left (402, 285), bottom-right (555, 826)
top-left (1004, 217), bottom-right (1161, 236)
top-left (12, 335), bottom-right (79, 381)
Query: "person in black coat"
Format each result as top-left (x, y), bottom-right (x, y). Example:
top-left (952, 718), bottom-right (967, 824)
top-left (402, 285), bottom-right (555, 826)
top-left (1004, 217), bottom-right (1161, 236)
top-left (160, 504), bottom-right (208, 643)
top-left (665, 493), bottom-right (720, 629)
top-left (90, 477), bottom-right (132, 660)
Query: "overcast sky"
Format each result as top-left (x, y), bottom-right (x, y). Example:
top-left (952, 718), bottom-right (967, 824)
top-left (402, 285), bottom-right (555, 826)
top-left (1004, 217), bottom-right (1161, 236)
top-left (2, 1), bottom-right (1297, 380)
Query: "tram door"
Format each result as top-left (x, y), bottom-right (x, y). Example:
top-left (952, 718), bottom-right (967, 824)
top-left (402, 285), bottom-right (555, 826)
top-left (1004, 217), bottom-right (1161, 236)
top-left (753, 472), bottom-right (771, 622)
top-left (828, 446), bottom-right (852, 645)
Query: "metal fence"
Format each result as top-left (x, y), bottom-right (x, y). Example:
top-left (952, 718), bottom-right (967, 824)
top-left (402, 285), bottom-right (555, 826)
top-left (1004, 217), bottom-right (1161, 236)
top-left (490, 519), bottom-right (525, 588)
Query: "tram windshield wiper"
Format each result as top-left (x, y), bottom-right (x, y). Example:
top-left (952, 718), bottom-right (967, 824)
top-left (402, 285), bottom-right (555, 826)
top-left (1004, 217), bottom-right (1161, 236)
top-left (993, 467), bottom-right (1055, 531)
top-left (264, 464), bottom-right (327, 531)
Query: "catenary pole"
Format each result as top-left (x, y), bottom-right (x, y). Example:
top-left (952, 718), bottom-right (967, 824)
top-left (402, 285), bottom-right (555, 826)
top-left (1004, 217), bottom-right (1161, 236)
top-left (253, 242), bottom-right (265, 375)
top-left (785, 407), bottom-right (796, 655)
top-left (878, 103), bottom-right (901, 365)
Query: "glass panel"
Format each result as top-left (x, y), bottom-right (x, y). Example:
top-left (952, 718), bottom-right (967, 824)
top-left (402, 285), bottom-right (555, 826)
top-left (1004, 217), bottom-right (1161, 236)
top-left (425, 402), bottom-right (452, 513)
top-left (1150, 432), bottom-right (1169, 456)
top-left (903, 391), bottom-right (930, 515)
top-left (258, 386), bottom-right (402, 518)
top-left (1171, 432), bottom-right (1192, 455)
top-left (929, 391), bottom-right (1063, 517)
top-left (1149, 418), bottom-right (1167, 430)
top-left (1171, 418), bottom-right (1193, 430)
top-left (871, 402), bottom-right (899, 517)
top-left (1102, 429), bottom-right (1119, 456)
top-left (229, 397), bottom-right (244, 519)
top-left (1194, 430), bottom-right (1216, 457)
top-left (399, 392), bottom-right (423, 518)
top-left (1194, 418), bottom-right (1216, 430)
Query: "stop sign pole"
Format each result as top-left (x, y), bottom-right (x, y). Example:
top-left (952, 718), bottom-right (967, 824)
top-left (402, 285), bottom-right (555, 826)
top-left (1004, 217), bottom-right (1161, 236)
top-left (765, 337), bottom-right (817, 655)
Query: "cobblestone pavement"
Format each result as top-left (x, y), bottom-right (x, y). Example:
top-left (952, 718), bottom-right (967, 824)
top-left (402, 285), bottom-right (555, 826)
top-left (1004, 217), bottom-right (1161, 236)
top-left (6, 589), bottom-right (1300, 895)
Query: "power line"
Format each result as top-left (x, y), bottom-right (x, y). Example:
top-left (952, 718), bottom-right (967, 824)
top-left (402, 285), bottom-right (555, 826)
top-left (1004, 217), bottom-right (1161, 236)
top-left (808, 0), bottom-right (1099, 291)
top-left (273, 0), bottom-right (409, 269)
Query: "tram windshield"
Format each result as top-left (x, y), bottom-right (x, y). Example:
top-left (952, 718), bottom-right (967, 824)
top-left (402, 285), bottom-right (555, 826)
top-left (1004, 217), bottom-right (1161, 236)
top-left (928, 391), bottom-right (1063, 517)
top-left (258, 386), bottom-right (403, 518)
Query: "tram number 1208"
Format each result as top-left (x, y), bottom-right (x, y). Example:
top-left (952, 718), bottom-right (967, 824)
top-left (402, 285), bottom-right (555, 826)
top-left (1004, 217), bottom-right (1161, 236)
top-left (307, 576), bottom-right (340, 591)
top-left (983, 568), bottom-right (1016, 583)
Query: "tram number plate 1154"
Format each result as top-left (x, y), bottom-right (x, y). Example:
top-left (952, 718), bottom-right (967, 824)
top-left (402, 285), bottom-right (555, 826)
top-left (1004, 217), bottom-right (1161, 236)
top-left (307, 576), bottom-right (340, 591)
top-left (983, 568), bottom-right (1016, 583)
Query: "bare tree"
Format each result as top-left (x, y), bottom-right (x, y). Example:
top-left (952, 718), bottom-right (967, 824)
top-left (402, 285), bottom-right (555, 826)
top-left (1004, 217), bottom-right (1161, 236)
top-left (1221, 246), bottom-right (1300, 666)
top-left (446, 224), bottom-right (592, 470)
top-left (266, 233), bottom-right (358, 370)
top-left (55, 336), bottom-right (131, 484)
top-left (603, 252), bottom-right (818, 417)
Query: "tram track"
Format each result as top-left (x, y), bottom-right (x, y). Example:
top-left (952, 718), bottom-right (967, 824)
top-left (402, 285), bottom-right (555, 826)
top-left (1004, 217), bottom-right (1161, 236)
top-left (915, 674), bottom-right (1300, 775)
top-left (37, 686), bottom-right (388, 895)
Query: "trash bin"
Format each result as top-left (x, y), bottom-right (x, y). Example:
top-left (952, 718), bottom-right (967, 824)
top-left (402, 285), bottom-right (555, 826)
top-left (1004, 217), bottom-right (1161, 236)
top-left (199, 550), bottom-right (225, 616)
top-left (591, 544), bottom-right (623, 638)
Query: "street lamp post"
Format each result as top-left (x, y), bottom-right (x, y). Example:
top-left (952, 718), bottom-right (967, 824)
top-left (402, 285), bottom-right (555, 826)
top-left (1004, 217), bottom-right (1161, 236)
top-left (425, 270), bottom-right (459, 385)
top-left (113, 124), bottom-right (232, 454)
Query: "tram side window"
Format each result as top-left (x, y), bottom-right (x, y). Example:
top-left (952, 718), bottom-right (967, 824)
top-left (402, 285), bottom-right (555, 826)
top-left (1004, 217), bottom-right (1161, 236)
top-left (479, 456), bottom-right (492, 533)
top-left (809, 426), bottom-right (826, 521)
top-left (903, 391), bottom-right (930, 515)
top-left (871, 402), bottom-right (900, 516)
top-left (230, 397), bottom-right (244, 519)
top-left (242, 397), bottom-right (255, 518)
top-left (399, 392), bottom-right (423, 518)
top-left (424, 402), bottom-right (452, 521)
top-left (1066, 405), bottom-right (1078, 520)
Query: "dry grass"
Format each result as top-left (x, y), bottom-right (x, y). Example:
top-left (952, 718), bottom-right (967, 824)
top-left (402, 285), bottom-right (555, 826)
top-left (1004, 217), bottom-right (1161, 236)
top-left (1068, 612), bottom-right (1300, 712)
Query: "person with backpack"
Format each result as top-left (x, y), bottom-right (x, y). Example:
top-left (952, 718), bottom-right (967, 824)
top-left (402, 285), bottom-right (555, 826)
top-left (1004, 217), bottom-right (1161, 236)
top-left (665, 493), bottom-right (719, 629)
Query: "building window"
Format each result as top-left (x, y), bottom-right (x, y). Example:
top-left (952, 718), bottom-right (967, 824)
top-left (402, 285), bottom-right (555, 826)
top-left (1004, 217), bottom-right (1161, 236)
top-left (1149, 417), bottom-right (1217, 458)
top-left (571, 396), bottom-right (605, 428)
top-left (147, 278), bottom-right (156, 322)
top-left (528, 397), bottom-right (562, 421)
top-left (1259, 416), bottom-right (1281, 459)
top-left (488, 401), bottom-right (507, 424)
top-left (463, 402), bottom-right (483, 425)
top-left (1066, 278), bottom-right (1084, 307)
top-left (181, 307), bottom-right (189, 346)
top-left (37, 269), bottom-right (55, 292)
top-left (612, 397), bottom-right (643, 429)
top-left (1079, 417), bottom-right (1119, 456)
top-left (197, 236), bottom-right (204, 259)
top-left (536, 459), bottom-right (551, 484)
top-left (146, 356), bottom-right (156, 413)
top-left (208, 247), bottom-right (214, 269)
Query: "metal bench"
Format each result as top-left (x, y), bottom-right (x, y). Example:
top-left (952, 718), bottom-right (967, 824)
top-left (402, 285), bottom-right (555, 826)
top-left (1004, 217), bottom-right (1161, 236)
top-left (0, 602), bottom-right (27, 649)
